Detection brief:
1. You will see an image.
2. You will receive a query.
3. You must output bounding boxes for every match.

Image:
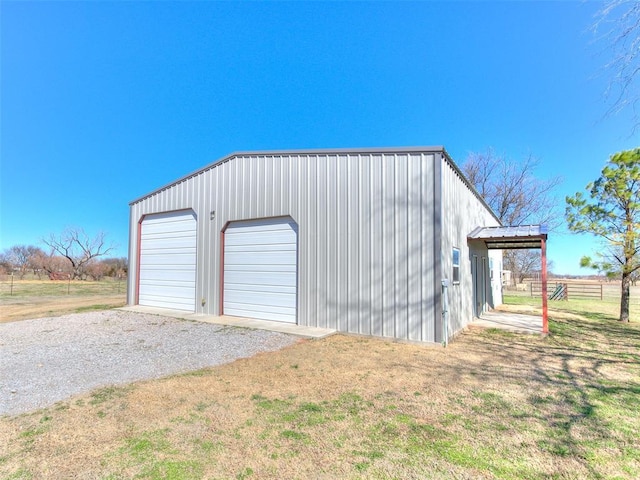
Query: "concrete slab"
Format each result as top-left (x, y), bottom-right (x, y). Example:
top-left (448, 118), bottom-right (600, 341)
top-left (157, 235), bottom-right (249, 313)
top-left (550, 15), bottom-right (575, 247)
top-left (472, 310), bottom-right (542, 334)
top-left (117, 305), bottom-right (336, 339)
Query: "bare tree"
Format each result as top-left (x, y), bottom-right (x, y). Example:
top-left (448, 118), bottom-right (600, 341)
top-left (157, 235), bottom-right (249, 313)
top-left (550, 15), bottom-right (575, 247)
top-left (1, 245), bottom-right (45, 279)
top-left (32, 252), bottom-right (73, 280)
top-left (0, 252), bottom-right (12, 275)
top-left (593, 0), bottom-right (640, 131)
top-left (463, 149), bottom-right (562, 283)
top-left (42, 228), bottom-right (114, 280)
top-left (101, 257), bottom-right (129, 278)
top-left (85, 261), bottom-right (109, 281)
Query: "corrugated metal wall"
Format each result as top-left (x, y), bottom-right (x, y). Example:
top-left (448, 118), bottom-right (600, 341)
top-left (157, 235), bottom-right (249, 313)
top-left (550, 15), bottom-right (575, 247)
top-left (439, 157), bottom-right (501, 337)
top-left (128, 148), bottom-right (497, 343)
top-left (129, 149), bottom-right (443, 342)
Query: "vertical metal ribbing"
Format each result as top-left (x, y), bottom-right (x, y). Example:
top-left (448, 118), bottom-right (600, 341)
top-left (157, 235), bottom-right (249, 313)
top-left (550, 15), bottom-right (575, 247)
top-left (433, 154), bottom-right (443, 344)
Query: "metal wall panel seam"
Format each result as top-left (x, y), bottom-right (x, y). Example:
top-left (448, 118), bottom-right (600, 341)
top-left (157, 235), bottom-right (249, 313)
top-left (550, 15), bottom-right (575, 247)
top-left (347, 154), bottom-right (357, 333)
top-left (420, 154), bottom-right (429, 342)
top-left (338, 155), bottom-right (347, 332)
top-left (433, 154), bottom-right (443, 344)
top-left (313, 155), bottom-right (320, 328)
top-left (359, 154), bottom-right (370, 335)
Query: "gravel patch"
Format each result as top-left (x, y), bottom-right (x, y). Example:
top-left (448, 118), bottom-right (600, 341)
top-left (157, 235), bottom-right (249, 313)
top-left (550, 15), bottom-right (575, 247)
top-left (0, 310), bottom-right (298, 416)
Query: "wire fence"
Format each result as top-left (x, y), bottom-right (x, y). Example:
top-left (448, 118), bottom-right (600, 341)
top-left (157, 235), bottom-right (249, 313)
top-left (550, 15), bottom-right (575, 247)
top-left (0, 276), bottom-right (127, 297)
top-left (530, 281), bottom-right (603, 300)
top-left (507, 280), bottom-right (640, 305)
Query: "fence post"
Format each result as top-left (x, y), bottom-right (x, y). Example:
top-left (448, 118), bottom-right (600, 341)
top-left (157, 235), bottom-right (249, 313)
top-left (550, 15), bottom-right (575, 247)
top-left (600, 283), bottom-right (603, 300)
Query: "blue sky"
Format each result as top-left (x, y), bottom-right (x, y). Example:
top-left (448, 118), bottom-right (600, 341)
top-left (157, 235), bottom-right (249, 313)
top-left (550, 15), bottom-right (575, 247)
top-left (1, 1), bottom-right (638, 275)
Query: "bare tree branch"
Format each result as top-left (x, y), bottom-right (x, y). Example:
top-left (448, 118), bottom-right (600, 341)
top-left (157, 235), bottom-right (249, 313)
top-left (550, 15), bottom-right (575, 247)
top-left (593, 0), bottom-right (640, 132)
top-left (463, 149), bottom-right (563, 283)
top-left (42, 228), bottom-right (114, 280)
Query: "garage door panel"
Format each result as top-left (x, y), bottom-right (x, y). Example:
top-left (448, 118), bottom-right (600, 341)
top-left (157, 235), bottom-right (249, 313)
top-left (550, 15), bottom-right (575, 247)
top-left (224, 271), bottom-right (296, 285)
top-left (224, 218), bottom-right (297, 323)
top-left (139, 211), bottom-right (196, 312)
top-left (224, 289), bottom-right (296, 306)
top-left (141, 225), bottom-right (196, 237)
top-left (225, 219), bottom-right (297, 233)
top-left (222, 303), bottom-right (296, 323)
top-left (224, 231), bottom-right (297, 246)
top-left (225, 243), bottom-right (296, 253)
top-left (224, 264), bottom-right (296, 273)
top-left (141, 239), bottom-right (196, 251)
top-left (225, 283), bottom-right (297, 294)
top-left (139, 252), bottom-right (196, 266)
top-left (224, 251), bottom-right (296, 266)
top-left (139, 269), bottom-right (196, 282)
top-left (138, 294), bottom-right (195, 310)
top-left (143, 214), bottom-right (195, 227)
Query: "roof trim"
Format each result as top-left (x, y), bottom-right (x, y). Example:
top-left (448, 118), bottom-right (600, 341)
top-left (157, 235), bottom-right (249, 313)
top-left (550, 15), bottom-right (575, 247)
top-left (438, 149), bottom-right (501, 225)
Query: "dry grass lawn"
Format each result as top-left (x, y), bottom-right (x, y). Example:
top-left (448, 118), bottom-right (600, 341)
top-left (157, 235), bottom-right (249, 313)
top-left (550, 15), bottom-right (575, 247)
top-left (1, 299), bottom-right (639, 479)
top-left (0, 279), bottom-right (126, 323)
top-left (0, 295), bottom-right (126, 323)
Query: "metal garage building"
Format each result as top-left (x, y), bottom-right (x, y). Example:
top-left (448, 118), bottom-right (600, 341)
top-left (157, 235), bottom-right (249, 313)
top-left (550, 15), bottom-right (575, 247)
top-left (127, 147), bottom-right (503, 344)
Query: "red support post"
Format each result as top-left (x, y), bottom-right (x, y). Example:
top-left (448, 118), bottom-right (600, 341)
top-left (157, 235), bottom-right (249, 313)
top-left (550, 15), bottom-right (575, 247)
top-left (541, 236), bottom-right (549, 334)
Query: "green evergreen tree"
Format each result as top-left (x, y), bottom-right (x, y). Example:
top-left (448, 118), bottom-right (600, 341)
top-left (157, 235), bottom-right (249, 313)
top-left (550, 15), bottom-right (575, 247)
top-left (566, 148), bottom-right (640, 322)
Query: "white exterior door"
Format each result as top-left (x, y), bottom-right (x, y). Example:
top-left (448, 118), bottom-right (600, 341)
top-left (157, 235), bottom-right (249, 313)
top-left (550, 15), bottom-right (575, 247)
top-left (138, 210), bottom-right (197, 311)
top-left (223, 218), bottom-right (297, 323)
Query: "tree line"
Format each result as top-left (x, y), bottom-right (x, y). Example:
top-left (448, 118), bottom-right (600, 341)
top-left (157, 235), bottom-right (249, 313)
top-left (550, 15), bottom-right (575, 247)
top-left (0, 228), bottom-right (127, 281)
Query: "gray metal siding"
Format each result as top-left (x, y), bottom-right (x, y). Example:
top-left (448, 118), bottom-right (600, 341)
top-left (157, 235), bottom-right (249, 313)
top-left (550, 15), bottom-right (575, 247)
top-left (129, 150), bottom-right (445, 342)
top-left (439, 155), bottom-right (501, 337)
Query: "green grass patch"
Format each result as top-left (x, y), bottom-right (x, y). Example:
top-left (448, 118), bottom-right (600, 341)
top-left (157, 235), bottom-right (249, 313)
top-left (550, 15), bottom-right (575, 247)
top-left (122, 430), bottom-right (176, 463)
top-left (135, 460), bottom-right (202, 480)
top-left (89, 386), bottom-right (131, 406)
top-left (3, 468), bottom-right (33, 480)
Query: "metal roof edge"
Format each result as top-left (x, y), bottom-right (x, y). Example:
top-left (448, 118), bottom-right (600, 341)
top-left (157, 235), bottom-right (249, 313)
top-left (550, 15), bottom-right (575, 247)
top-left (129, 146), bottom-right (448, 205)
top-left (467, 224), bottom-right (549, 241)
top-left (439, 149), bottom-right (502, 226)
top-left (226, 146), bottom-right (447, 156)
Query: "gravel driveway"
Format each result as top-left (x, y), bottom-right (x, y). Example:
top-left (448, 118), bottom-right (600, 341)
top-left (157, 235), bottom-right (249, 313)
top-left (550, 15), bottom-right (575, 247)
top-left (0, 310), bottom-right (298, 416)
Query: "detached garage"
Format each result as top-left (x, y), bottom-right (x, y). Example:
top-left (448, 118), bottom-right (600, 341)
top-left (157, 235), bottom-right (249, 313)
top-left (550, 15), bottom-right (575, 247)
top-left (128, 147), bottom-right (505, 344)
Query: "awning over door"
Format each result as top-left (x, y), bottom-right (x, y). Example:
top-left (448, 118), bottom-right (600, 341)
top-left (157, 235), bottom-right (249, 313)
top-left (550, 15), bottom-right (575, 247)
top-left (468, 225), bottom-right (548, 249)
top-left (468, 224), bottom-right (549, 334)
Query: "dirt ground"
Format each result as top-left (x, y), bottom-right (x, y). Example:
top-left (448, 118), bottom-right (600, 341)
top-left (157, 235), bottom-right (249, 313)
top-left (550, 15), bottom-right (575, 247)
top-left (0, 295), bottom-right (126, 323)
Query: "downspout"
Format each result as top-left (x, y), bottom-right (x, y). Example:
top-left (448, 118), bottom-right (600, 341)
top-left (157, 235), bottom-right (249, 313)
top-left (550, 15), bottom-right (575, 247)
top-left (441, 279), bottom-right (449, 346)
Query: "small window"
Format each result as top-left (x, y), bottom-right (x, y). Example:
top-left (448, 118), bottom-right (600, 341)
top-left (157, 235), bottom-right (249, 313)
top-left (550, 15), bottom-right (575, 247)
top-left (452, 248), bottom-right (460, 284)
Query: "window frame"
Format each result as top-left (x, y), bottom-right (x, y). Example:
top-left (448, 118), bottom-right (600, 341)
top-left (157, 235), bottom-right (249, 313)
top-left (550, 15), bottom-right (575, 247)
top-left (452, 247), bottom-right (461, 285)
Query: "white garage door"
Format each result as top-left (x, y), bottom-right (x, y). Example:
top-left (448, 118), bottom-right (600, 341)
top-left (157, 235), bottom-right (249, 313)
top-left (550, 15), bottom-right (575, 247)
top-left (138, 210), bottom-right (197, 311)
top-left (223, 218), bottom-right (297, 323)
